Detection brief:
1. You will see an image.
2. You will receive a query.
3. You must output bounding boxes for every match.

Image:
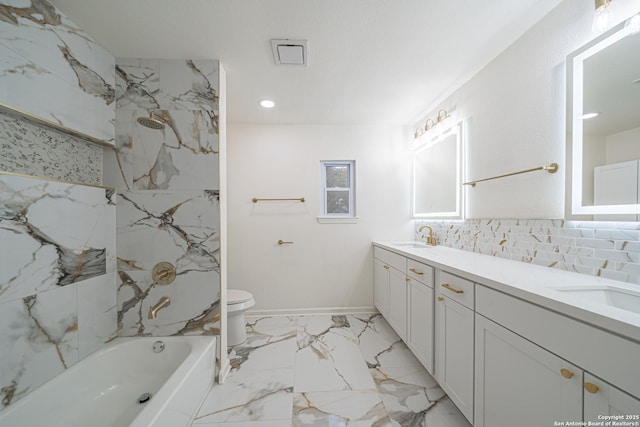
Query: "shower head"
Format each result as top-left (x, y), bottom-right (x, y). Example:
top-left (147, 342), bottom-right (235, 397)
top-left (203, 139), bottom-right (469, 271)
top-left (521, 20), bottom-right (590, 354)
top-left (137, 112), bottom-right (168, 130)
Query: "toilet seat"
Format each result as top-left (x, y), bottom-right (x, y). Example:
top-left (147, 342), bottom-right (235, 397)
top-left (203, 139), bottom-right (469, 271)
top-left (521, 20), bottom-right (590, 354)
top-left (227, 289), bottom-right (255, 312)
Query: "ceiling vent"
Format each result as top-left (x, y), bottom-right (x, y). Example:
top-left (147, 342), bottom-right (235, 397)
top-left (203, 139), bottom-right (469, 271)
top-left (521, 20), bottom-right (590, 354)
top-left (271, 39), bottom-right (308, 66)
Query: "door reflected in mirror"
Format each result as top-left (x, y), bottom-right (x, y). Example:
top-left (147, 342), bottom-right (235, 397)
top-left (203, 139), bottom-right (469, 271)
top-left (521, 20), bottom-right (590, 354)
top-left (412, 121), bottom-right (463, 219)
top-left (568, 16), bottom-right (640, 218)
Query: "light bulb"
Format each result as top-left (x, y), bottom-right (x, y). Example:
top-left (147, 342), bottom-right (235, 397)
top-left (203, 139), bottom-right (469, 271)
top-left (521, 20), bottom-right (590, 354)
top-left (593, 1), bottom-right (614, 33)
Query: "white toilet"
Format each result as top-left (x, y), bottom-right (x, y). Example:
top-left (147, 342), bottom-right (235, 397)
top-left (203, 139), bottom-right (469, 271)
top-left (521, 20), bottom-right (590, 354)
top-left (227, 289), bottom-right (255, 346)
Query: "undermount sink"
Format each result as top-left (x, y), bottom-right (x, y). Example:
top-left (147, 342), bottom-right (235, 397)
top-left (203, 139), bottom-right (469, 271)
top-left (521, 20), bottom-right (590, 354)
top-left (395, 242), bottom-right (432, 249)
top-left (554, 286), bottom-right (640, 315)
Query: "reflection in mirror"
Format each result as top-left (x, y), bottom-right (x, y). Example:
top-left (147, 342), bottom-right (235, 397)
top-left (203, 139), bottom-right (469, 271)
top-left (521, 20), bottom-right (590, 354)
top-left (412, 121), bottom-right (463, 219)
top-left (569, 16), bottom-right (640, 219)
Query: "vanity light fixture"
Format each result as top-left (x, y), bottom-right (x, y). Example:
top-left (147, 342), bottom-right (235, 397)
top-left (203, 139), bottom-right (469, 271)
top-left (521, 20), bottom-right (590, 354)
top-left (260, 100), bottom-right (275, 108)
top-left (582, 112), bottom-right (600, 119)
top-left (593, 0), bottom-right (614, 33)
top-left (414, 109), bottom-right (451, 139)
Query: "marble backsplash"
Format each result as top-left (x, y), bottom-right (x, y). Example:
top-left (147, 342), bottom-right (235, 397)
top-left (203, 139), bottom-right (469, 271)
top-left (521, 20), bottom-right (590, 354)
top-left (415, 219), bottom-right (640, 285)
top-left (0, 110), bottom-right (102, 186)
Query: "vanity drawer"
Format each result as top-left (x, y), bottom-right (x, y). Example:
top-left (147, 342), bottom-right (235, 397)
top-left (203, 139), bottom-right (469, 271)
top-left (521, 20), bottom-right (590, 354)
top-left (407, 259), bottom-right (434, 287)
top-left (373, 247), bottom-right (406, 272)
top-left (436, 270), bottom-right (474, 309)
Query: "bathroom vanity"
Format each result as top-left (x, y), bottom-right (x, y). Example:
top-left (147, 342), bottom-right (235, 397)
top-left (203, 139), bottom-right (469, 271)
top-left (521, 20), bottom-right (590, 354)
top-left (373, 241), bottom-right (640, 426)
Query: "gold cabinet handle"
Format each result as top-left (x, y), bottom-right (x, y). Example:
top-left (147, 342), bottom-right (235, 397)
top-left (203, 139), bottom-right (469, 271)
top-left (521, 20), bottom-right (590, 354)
top-left (560, 369), bottom-right (574, 379)
top-left (584, 382), bottom-right (599, 394)
top-left (409, 268), bottom-right (424, 275)
top-left (383, 265), bottom-right (390, 270)
top-left (441, 283), bottom-right (464, 294)
top-left (277, 240), bottom-right (294, 245)
top-left (405, 277), bottom-right (410, 282)
top-left (437, 296), bottom-right (444, 302)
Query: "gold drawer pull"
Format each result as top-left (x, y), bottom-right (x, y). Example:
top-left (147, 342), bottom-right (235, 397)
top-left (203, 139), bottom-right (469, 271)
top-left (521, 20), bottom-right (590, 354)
top-left (442, 283), bottom-right (464, 294)
top-left (584, 382), bottom-right (599, 394)
top-left (383, 265), bottom-right (390, 270)
top-left (406, 277), bottom-right (410, 282)
top-left (560, 369), bottom-right (574, 379)
top-left (409, 268), bottom-right (424, 275)
top-left (437, 296), bottom-right (444, 302)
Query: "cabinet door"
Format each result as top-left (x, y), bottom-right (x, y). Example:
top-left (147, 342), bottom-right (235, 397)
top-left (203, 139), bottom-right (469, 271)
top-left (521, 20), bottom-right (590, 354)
top-left (435, 295), bottom-right (474, 423)
top-left (474, 315), bottom-right (582, 427)
top-left (584, 373), bottom-right (640, 422)
top-left (373, 258), bottom-right (390, 318)
top-left (387, 266), bottom-right (407, 341)
top-left (408, 279), bottom-right (434, 374)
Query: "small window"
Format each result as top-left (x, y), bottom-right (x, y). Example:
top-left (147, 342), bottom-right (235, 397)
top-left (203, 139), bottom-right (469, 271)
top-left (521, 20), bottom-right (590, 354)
top-left (320, 161), bottom-right (356, 219)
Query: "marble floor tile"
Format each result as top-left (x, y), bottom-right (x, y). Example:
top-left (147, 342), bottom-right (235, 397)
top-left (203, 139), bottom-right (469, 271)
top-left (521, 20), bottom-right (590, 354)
top-left (371, 366), bottom-right (470, 427)
top-left (292, 390), bottom-right (393, 426)
top-left (294, 315), bottom-right (375, 393)
top-left (191, 314), bottom-right (470, 427)
top-left (193, 368), bottom-right (294, 424)
top-left (229, 318), bottom-right (298, 372)
top-left (348, 314), bottom-right (421, 369)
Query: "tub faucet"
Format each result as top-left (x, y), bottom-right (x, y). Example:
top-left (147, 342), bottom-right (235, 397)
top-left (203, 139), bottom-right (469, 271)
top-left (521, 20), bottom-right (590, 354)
top-left (148, 297), bottom-right (171, 319)
top-left (418, 225), bottom-right (437, 246)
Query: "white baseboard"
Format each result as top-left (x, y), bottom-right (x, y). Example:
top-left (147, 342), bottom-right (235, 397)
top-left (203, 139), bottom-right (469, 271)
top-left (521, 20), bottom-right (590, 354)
top-left (246, 306), bottom-right (378, 317)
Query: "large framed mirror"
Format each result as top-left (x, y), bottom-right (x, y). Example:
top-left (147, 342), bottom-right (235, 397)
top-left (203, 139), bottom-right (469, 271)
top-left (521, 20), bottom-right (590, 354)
top-left (567, 16), bottom-right (640, 219)
top-left (412, 121), bottom-right (463, 219)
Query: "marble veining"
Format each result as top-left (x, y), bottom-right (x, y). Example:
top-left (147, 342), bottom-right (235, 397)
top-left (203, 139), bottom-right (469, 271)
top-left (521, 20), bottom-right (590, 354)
top-left (0, 0), bottom-right (115, 141)
top-left (117, 269), bottom-right (219, 337)
top-left (116, 58), bottom-right (218, 111)
top-left (0, 283), bottom-right (78, 409)
top-left (194, 314), bottom-right (469, 427)
top-left (0, 111), bottom-right (102, 186)
top-left (131, 109), bottom-right (219, 190)
top-left (116, 190), bottom-right (219, 273)
top-left (0, 175), bottom-right (108, 303)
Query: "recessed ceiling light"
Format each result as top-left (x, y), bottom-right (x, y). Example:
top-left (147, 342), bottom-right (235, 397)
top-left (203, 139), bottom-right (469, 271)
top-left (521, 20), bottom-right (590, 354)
top-left (582, 112), bottom-right (600, 119)
top-left (260, 100), bottom-right (275, 108)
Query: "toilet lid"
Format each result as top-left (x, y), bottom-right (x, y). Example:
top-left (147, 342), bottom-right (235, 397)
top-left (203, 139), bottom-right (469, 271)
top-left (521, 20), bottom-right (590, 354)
top-left (228, 289), bottom-right (253, 304)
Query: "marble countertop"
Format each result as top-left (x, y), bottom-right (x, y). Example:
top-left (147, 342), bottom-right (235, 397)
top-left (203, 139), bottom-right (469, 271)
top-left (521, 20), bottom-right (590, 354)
top-left (373, 241), bottom-right (640, 343)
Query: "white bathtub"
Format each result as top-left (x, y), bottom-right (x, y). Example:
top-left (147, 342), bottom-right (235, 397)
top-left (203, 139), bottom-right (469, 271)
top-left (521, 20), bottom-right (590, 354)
top-left (1, 336), bottom-right (215, 427)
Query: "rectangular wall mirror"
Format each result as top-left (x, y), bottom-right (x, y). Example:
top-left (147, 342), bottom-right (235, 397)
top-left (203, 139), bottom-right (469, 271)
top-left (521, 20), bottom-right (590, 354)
top-left (567, 16), bottom-right (640, 220)
top-left (412, 121), bottom-right (463, 219)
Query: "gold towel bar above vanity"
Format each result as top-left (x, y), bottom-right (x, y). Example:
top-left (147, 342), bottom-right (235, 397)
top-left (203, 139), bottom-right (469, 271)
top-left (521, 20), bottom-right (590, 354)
top-left (463, 163), bottom-right (558, 187)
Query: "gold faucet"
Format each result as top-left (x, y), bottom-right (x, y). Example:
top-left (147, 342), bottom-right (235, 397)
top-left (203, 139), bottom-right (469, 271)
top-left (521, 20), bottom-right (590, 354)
top-left (148, 296), bottom-right (171, 319)
top-left (418, 225), bottom-right (437, 246)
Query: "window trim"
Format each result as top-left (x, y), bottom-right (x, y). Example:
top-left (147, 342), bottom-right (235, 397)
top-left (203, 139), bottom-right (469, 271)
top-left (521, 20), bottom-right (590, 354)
top-left (318, 160), bottom-right (357, 223)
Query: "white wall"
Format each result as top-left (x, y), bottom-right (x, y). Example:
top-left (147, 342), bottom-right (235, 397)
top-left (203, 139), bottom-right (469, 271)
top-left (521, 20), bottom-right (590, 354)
top-left (417, 0), bottom-right (639, 219)
top-left (607, 126), bottom-right (640, 164)
top-left (227, 124), bottom-right (412, 312)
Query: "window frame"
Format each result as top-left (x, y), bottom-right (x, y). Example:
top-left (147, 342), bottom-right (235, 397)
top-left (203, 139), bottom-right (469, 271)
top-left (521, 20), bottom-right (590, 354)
top-left (319, 160), bottom-right (357, 222)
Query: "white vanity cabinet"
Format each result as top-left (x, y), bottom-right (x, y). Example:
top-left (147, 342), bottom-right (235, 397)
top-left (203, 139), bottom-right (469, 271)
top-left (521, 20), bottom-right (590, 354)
top-left (407, 260), bottom-right (435, 374)
top-left (475, 314), bottom-right (582, 427)
top-left (373, 247), bottom-right (408, 340)
top-left (435, 271), bottom-right (475, 423)
top-left (476, 284), bottom-right (640, 426)
top-left (583, 373), bottom-right (640, 422)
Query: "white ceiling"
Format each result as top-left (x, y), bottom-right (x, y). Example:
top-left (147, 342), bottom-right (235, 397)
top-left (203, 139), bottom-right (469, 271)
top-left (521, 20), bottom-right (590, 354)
top-left (50, 0), bottom-right (563, 125)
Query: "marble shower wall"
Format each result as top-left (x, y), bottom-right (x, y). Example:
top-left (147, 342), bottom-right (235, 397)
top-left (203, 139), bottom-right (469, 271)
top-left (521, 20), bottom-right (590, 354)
top-left (0, 175), bottom-right (117, 410)
top-left (110, 58), bottom-right (220, 337)
top-left (0, 0), bottom-right (115, 142)
top-left (415, 219), bottom-right (640, 285)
